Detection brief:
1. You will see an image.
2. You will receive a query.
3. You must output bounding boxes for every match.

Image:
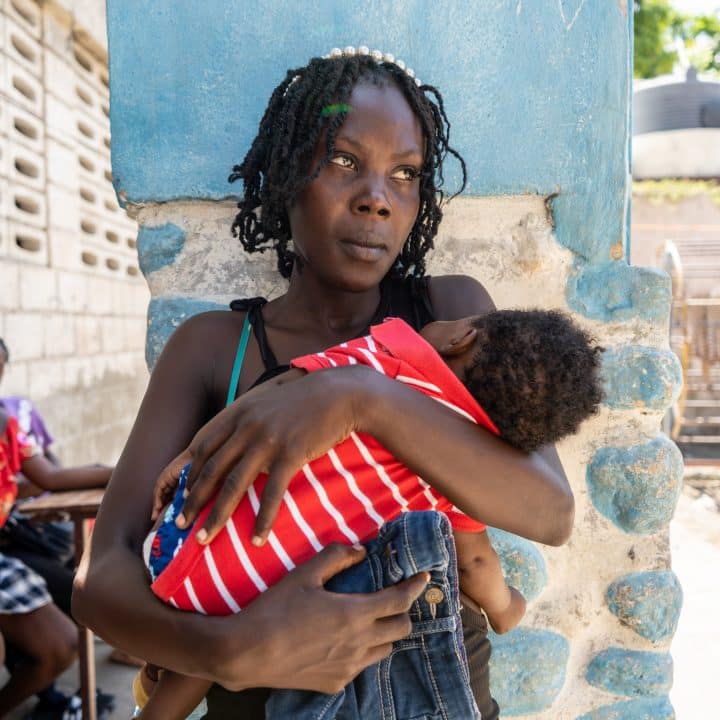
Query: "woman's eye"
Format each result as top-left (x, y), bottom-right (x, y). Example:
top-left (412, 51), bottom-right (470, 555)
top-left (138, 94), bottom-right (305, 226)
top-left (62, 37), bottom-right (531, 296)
top-left (329, 154), bottom-right (356, 170)
top-left (392, 167), bottom-right (420, 181)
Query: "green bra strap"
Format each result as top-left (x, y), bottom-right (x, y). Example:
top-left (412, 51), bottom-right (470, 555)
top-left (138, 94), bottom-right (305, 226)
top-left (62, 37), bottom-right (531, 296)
top-left (225, 312), bottom-right (252, 408)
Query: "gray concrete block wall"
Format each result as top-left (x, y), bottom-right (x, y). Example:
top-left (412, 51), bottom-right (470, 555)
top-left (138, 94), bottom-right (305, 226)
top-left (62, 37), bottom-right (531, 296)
top-left (0, 0), bottom-right (149, 465)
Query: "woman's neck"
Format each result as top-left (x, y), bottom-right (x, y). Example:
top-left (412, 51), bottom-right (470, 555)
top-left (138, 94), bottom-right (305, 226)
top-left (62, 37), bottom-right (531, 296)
top-left (270, 270), bottom-right (383, 337)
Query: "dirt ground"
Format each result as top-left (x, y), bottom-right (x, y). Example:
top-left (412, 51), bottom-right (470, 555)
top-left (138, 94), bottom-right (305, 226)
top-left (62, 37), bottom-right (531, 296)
top-left (5, 469), bottom-right (720, 719)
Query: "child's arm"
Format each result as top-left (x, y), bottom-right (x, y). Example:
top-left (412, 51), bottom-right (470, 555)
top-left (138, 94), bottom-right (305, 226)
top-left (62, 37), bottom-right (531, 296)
top-left (453, 529), bottom-right (526, 634)
top-left (138, 669), bottom-right (211, 720)
top-left (20, 454), bottom-right (111, 492)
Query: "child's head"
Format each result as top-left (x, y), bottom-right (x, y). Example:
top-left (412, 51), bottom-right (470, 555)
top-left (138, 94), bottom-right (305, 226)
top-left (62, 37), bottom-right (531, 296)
top-left (420, 310), bottom-right (603, 452)
top-left (230, 48), bottom-right (466, 280)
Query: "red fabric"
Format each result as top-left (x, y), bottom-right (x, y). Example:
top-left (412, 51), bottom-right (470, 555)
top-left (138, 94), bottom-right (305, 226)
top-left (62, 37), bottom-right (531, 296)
top-left (0, 417), bottom-right (32, 528)
top-left (152, 319), bottom-right (498, 615)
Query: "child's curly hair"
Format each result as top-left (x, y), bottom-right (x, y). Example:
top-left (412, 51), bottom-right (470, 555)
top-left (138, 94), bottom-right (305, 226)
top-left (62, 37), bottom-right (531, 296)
top-left (464, 310), bottom-right (604, 452)
top-left (229, 54), bottom-right (466, 279)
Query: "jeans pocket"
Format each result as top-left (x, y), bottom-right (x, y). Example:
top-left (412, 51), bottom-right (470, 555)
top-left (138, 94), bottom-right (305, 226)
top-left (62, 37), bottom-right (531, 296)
top-left (381, 639), bottom-right (446, 720)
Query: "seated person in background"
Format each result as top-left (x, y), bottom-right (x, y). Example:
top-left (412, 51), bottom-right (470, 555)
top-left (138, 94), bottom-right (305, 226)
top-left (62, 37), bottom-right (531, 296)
top-left (0, 338), bottom-right (116, 717)
top-left (134, 309), bottom-right (603, 720)
top-left (0, 339), bottom-right (60, 500)
top-left (0, 337), bottom-right (137, 684)
top-left (0, 406), bottom-right (111, 718)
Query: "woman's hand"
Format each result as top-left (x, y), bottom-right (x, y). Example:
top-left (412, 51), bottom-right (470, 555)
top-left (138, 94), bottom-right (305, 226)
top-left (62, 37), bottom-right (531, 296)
top-left (215, 543), bottom-right (430, 693)
top-left (160, 366), bottom-right (372, 545)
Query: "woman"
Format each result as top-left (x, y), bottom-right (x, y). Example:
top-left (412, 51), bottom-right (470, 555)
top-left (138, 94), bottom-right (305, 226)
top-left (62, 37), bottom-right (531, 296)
top-left (73, 50), bottom-right (572, 718)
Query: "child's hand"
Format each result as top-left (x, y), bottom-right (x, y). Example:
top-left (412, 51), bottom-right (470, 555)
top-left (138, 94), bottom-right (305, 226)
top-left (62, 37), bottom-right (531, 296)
top-left (151, 456), bottom-right (189, 521)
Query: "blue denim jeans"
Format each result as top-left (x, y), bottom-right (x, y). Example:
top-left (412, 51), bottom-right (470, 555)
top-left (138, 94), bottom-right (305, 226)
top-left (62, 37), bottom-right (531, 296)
top-left (265, 511), bottom-right (481, 720)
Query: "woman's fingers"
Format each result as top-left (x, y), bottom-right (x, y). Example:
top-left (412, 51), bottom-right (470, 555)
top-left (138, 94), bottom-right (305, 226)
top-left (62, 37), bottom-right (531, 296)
top-left (289, 544), bottom-right (429, 621)
top-left (252, 456), bottom-right (302, 544)
top-left (193, 448), bottom-right (268, 543)
top-left (299, 544), bottom-right (428, 626)
top-left (184, 416), bottom-right (236, 492)
top-left (300, 543), bottom-right (368, 586)
top-left (225, 546), bottom-right (428, 693)
top-left (368, 613), bottom-right (416, 647)
top-left (351, 572), bottom-right (430, 620)
top-left (178, 424), bottom-right (256, 528)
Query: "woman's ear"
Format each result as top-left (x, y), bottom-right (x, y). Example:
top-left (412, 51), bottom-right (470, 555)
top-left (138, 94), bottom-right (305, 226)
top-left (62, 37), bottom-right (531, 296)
top-left (438, 327), bottom-right (477, 357)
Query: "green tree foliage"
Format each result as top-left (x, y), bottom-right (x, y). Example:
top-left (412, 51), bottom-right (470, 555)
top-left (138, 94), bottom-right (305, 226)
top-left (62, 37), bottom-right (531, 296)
top-left (683, 14), bottom-right (720, 74)
top-left (634, 0), bottom-right (720, 78)
top-left (634, 0), bottom-right (678, 78)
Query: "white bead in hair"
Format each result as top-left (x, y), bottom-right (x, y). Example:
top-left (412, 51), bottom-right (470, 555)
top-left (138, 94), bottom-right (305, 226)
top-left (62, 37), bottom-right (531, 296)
top-left (324, 46), bottom-right (422, 86)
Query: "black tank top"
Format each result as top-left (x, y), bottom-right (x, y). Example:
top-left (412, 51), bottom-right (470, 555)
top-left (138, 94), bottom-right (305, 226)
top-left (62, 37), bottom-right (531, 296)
top-left (228, 275), bottom-right (436, 395)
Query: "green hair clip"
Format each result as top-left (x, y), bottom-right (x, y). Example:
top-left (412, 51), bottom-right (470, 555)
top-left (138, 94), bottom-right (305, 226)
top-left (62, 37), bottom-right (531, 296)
top-left (321, 103), bottom-right (352, 117)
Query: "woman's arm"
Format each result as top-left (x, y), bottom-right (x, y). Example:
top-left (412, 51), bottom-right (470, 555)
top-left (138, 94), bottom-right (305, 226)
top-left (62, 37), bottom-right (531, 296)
top-left (354, 369), bottom-right (573, 544)
top-left (72, 313), bottom-right (428, 691)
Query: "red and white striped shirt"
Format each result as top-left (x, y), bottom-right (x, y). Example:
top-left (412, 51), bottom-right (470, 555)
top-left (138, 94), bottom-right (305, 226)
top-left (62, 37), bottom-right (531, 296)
top-left (151, 318), bottom-right (499, 615)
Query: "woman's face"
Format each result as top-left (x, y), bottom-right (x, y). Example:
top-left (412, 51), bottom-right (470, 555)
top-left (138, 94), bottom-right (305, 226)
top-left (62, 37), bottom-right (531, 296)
top-left (287, 80), bottom-right (424, 292)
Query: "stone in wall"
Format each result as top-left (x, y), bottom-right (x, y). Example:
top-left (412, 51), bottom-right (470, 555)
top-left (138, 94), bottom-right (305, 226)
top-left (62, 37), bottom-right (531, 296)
top-left (585, 648), bottom-right (673, 698)
top-left (575, 696), bottom-right (674, 720)
top-left (489, 629), bottom-right (569, 715)
top-left (586, 436), bottom-right (683, 535)
top-left (606, 571), bottom-right (682, 643)
top-left (137, 223), bottom-right (187, 275)
top-left (601, 347), bottom-right (682, 412)
top-left (487, 528), bottom-right (547, 602)
top-left (566, 261), bottom-right (671, 324)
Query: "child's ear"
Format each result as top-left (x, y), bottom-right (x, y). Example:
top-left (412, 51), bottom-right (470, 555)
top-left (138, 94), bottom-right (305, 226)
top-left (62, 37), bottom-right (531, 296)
top-left (438, 327), bottom-right (477, 357)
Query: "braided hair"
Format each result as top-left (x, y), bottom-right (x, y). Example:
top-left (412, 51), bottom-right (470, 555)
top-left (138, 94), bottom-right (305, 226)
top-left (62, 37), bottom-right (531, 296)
top-left (229, 54), bottom-right (466, 278)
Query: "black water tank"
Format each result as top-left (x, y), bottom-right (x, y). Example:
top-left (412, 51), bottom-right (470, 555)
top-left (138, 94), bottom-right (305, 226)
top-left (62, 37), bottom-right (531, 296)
top-left (634, 68), bottom-right (720, 134)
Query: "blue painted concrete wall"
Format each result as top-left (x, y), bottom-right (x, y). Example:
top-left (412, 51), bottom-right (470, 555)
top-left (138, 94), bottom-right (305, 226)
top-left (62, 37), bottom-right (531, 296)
top-left (107, 0), bottom-right (629, 264)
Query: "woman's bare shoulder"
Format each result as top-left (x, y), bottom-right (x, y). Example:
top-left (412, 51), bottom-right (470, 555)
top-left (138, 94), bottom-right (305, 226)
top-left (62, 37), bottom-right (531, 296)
top-left (162, 309), bottom-right (246, 363)
top-left (150, 309), bottom-right (247, 403)
top-left (427, 275), bottom-right (496, 320)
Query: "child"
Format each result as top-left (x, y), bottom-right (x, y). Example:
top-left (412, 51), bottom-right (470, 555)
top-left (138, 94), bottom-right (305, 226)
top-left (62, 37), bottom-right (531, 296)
top-left (0, 408), bottom-right (111, 716)
top-left (134, 309), bottom-right (602, 719)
